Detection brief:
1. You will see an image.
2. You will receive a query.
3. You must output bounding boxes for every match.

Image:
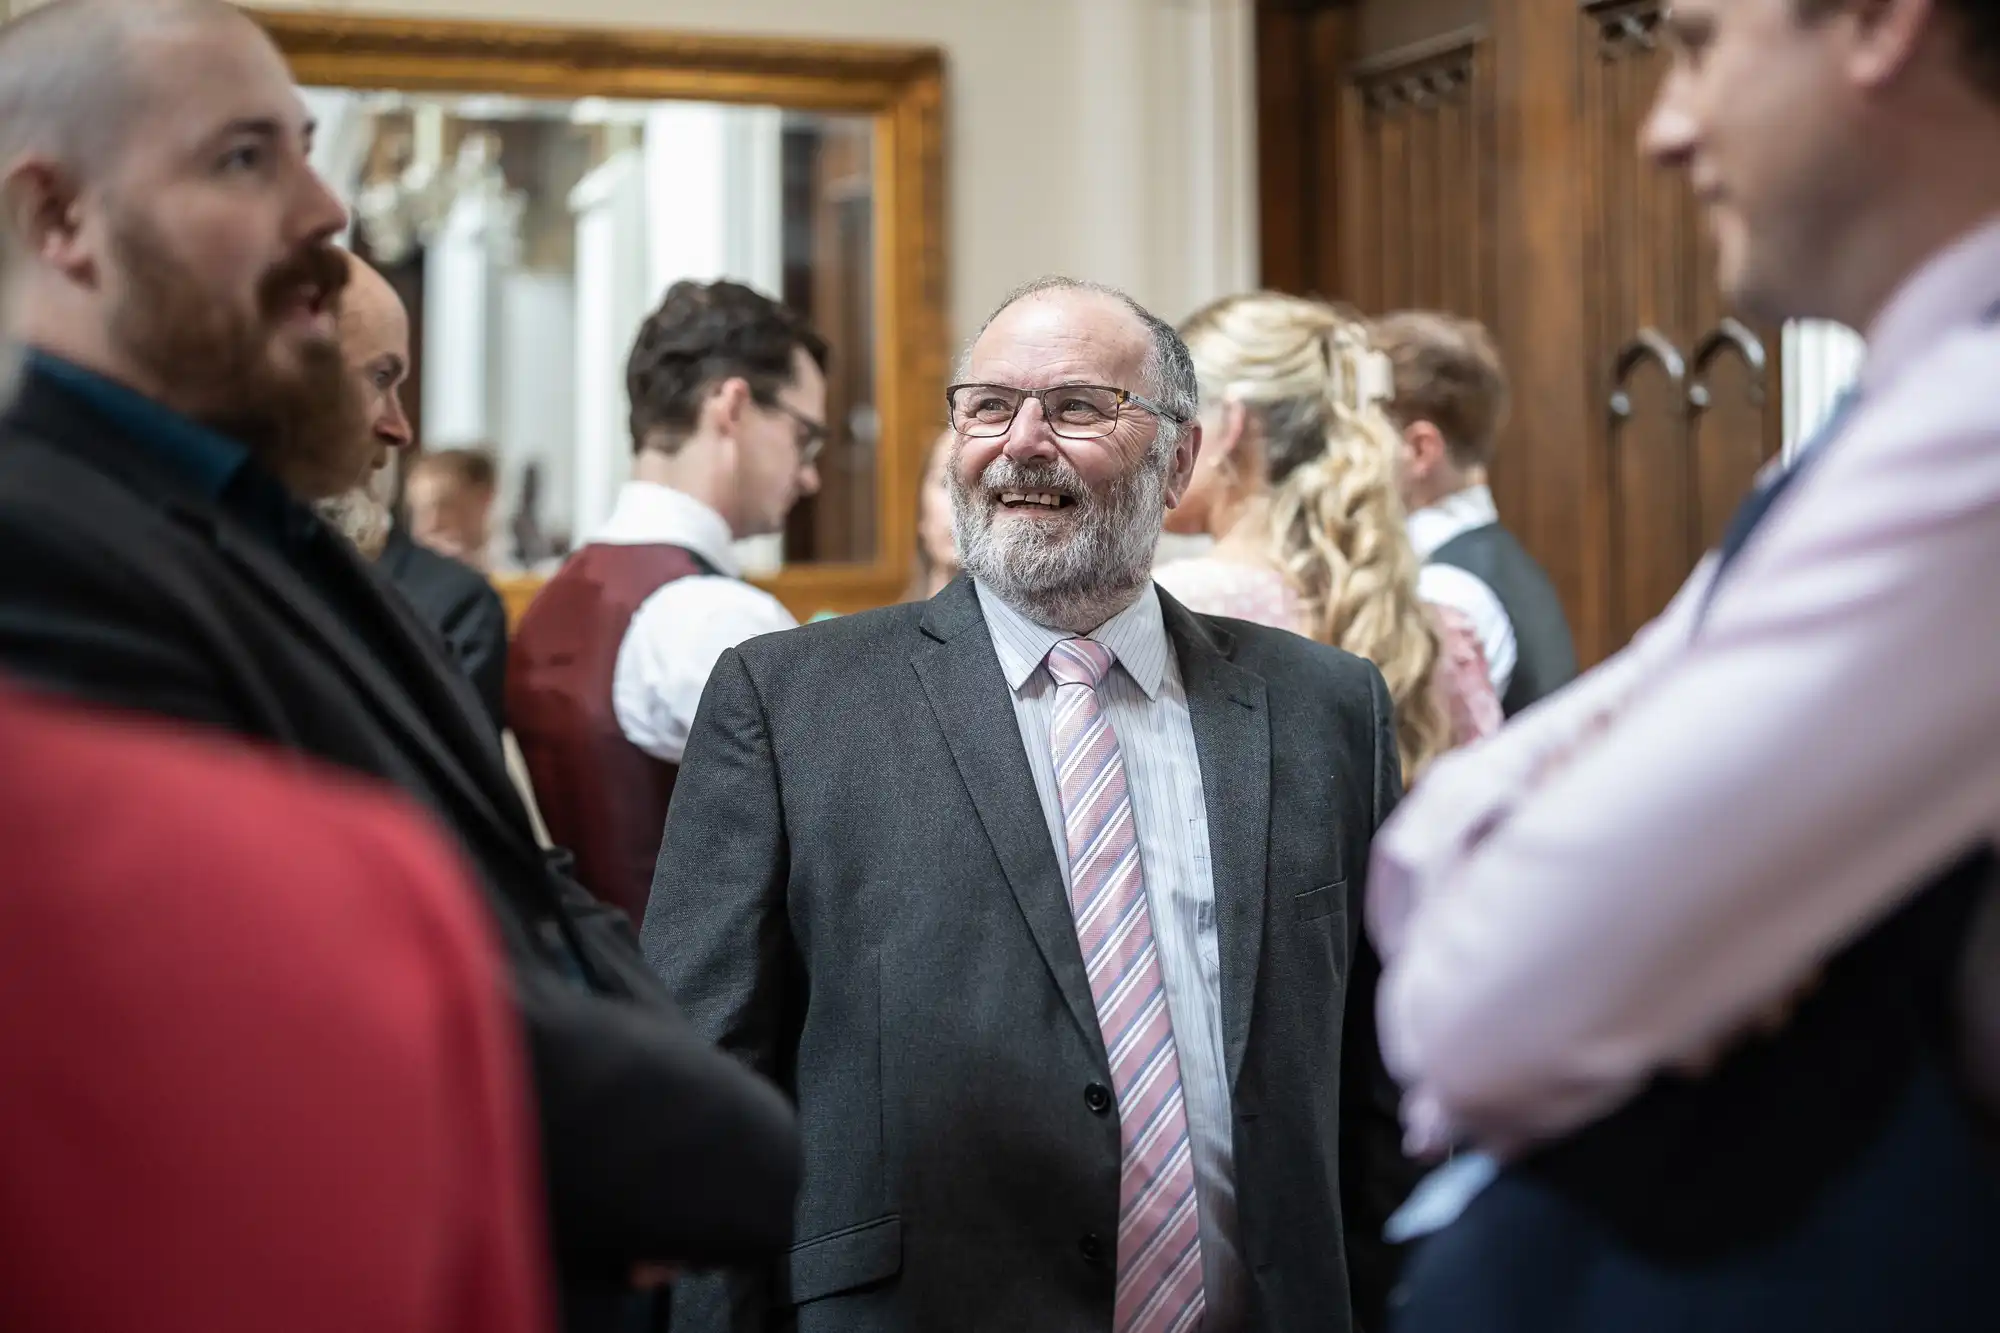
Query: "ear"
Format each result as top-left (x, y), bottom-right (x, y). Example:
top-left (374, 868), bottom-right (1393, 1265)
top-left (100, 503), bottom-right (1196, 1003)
top-left (1162, 419), bottom-right (1205, 510)
top-left (1402, 419), bottom-right (1449, 478)
top-left (2, 160), bottom-right (95, 285)
top-left (1848, 0), bottom-right (1935, 90)
top-left (707, 375), bottom-right (754, 438)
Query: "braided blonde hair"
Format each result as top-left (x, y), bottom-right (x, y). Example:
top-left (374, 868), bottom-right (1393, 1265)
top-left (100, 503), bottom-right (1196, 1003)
top-left (1180, 292), bottom-right (1452, 783)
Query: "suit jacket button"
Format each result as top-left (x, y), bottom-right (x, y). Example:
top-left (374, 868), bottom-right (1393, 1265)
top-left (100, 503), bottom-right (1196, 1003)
top-left (1084, 1082), bottom-right (1113, 1115)
top-left (1079, 1232), bottom-right (1108, 1267)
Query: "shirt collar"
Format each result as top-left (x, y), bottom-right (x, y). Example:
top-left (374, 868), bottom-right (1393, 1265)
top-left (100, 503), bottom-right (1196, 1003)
top-left (27, 348), bottom-right (249, 496)
top-left (591, 481), bottom-right (741, 576)
top-left (1405, 482), bottom-right (1498, 559)
top-left (1862, 215), bottom-right (2000, 396)
top-left (974, 578), bottom-right (1170, 701)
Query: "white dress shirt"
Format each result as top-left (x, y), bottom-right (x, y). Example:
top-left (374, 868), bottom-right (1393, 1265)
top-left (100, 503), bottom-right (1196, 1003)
top-left (974, 580), bottom-right (1248, 1329)
top-left (600, 482), bottom-right (796, 764)
top-left (1408, 484), bottom-right (1519, 698)
top-left (1369, 218), bottom-right (2000, 1157)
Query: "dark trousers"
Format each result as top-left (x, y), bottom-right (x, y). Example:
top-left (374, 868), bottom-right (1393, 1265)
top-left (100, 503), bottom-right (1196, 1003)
top-left (1391, 1058), bottom-right (2000, 1333)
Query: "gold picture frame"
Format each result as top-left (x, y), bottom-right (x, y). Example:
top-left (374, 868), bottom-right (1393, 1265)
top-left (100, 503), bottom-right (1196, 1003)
top-left (253, 9), bottom-right (949, 623)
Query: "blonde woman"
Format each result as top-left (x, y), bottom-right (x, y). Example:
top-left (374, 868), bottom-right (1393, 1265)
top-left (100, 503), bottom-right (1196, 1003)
top-left (1156, 292), bottom-right (1499, 783)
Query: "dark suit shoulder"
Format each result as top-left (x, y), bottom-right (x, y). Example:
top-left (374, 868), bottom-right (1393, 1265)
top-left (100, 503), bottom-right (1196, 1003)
top-left (0, 427), bottom-right (196, 609)
top-left (384, 535), bottom-right (501, 624)
top-left (1189, 608), bottom-right (1388, 702)
top-left (732, 597), bottom-right (931, 674)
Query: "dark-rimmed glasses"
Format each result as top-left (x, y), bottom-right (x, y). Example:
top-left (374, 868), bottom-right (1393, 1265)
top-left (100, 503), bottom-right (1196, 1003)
top-left (946, 383), bottom-right (1188, 441)
top-left (760, 396), bottom-right (828, 465)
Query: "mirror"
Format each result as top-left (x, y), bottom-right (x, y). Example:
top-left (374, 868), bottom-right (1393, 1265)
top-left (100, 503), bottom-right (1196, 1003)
top-left (256, 11), bottom-right (948, 620)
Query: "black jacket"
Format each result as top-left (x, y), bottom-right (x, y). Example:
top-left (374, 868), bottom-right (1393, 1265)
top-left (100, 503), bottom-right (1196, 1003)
top-left (0, 365), bottom-right (800, 1332)
top-left (379, 524), bottom-right (509, 731)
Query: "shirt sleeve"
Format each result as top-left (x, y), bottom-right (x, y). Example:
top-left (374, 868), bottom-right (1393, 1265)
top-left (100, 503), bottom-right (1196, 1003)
top-left (1417, 562), bottom-right (1517, 698)
top-left (612, 576), bottom-right (798, 764)
top-left (1366, 572), bottom-right (1696, 970)
top-left (1376, 404), bottom-right (2000, 1156)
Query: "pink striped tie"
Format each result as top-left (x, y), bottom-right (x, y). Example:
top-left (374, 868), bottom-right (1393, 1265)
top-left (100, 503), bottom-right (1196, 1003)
top-left (1045, 638), bottom-right (1206, 1333)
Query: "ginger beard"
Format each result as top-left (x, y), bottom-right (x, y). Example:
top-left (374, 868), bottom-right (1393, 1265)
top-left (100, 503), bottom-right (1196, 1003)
top-left (105, 205), bottom-right (367, 500)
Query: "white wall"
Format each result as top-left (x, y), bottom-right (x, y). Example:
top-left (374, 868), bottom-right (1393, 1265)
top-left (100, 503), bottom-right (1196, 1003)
top-left (495, 268), bottom-right (575, 539)
top-left (569, 147), bottom-right (650, 545)
top-left (252, 0), bottom-right (1263, 343)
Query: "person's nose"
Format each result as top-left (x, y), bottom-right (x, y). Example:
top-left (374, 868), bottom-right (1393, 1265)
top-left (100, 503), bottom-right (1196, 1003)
top-left (1640, 71), bottom-right (1698, 169)
top-left (376, 393), bottom-right (415, 453)
top-left (1001, 396), bottom-right (1059, 466)
top-left (293, 162), bottom-right (351, 248)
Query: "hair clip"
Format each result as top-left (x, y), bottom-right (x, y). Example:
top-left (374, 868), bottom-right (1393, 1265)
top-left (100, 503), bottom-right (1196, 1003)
top-left (1354, 349), bottom-right (1395, 410)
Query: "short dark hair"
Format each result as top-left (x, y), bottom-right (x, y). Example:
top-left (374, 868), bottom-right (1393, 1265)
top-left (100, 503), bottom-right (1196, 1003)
top-left (1797, 0), bottom-right (2000, 99)
top-left (1370, 310), bottom-right (1511, 469)
top-left (624, 279), bottom-right (828, 455)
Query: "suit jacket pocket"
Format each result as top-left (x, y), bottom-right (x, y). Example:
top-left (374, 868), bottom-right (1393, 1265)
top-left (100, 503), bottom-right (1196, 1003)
top-left (783, 1213), bottom-right (902, 1306)
top-left (1294, 881), bottom-right (1346, 924)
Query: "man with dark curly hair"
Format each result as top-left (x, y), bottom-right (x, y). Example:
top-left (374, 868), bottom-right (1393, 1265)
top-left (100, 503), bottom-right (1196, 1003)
top-left (510, 278), bottom-right (827, 922)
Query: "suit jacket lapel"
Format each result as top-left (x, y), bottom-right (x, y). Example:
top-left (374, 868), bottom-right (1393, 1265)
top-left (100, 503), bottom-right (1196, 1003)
top-left (911, 579), bottom-right (1105, 1060)
top-left (1162, 593), bottom-right (1272, 1090)
top-left (196, 506), bottom-right (539, 863)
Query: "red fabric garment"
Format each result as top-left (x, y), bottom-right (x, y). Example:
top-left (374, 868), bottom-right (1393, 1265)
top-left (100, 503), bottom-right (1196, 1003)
top-left (508, 542), bottom-right (711, 923)
top-left (0, 690), bottom-right (554, 1333)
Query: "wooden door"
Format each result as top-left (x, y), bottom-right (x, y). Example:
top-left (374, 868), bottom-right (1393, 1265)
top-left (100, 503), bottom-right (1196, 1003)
top-left (1255, 0), bottom-right (1782, 665)
top-left (1583, 1), bottom-right (1781, 648)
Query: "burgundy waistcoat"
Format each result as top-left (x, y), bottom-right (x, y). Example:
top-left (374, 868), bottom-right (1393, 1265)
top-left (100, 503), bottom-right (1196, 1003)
top-left (506, 543), bottom-right (716, 925)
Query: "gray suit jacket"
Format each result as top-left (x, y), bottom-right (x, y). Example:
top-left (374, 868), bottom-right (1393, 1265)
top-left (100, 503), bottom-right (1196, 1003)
top-left (644, 577), bottom-right (1418, 1332)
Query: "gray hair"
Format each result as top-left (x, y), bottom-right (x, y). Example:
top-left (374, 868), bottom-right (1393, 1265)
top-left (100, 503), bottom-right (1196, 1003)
top-left (957, 276), bottom-right (1200, 459)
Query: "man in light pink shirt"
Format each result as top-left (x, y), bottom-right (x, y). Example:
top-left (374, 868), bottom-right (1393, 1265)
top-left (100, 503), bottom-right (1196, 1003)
top-left (1372, 0), bottom-right (2000, 1327)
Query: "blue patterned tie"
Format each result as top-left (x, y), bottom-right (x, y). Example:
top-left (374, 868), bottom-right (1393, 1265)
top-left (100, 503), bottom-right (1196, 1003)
top-left (1700, 388), bottom-right (1862, 621)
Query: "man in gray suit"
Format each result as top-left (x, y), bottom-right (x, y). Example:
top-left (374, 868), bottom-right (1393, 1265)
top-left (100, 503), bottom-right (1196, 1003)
top-left (644, 277), bottom-right (1418, 1333)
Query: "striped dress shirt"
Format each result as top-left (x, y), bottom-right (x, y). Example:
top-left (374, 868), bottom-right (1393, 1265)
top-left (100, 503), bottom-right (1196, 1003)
top-left (975, 580), bottom-right (1248, 1330)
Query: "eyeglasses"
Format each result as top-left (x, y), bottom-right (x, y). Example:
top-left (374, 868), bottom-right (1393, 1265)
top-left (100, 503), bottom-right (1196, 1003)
top-left (761, 397), bottom-right (828, 466)
top-left (946, 383), bottom-right (1189, 441)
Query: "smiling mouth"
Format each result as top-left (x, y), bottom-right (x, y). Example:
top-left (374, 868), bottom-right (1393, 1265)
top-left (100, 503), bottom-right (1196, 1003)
top-left (996, 490), bottom-right (1074, 511)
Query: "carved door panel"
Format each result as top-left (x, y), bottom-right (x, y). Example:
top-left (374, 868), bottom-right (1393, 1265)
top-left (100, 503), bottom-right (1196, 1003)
top-left (1585, 1), bottom-right (1780, 646)
top-left (1256, 0), bottom-right (1785, 664)
top-left (1339, 33), bottom-right (1497, 326)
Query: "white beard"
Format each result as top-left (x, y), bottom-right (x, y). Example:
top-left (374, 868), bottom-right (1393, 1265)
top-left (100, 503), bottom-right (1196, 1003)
top-left (951, 448), bottom-right (1167, 633)
top-left (315, 466), bottom-right (395, 561)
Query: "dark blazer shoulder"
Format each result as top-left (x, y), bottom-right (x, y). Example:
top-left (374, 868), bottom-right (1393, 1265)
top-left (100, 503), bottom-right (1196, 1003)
top-left (732, 595), bottom-right (934, 673)
top-left (383, 531), bottom-right (499, 619)
top-left (1170, 595), bottom-right (1387, 701)
top-left (0, 412), bottom-right (219, 624)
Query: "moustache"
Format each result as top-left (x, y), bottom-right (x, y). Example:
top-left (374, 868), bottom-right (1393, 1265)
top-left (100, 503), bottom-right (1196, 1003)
top-left (976, 457), bottom-right (1089, 505)
top-left (258, 242), bottom-right (350, 324)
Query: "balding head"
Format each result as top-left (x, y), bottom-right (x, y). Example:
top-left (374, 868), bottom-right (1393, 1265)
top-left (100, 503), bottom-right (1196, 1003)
top-left (315, 252), bottom-right (413, 561)
top-left (0, 0), bottom-right (261, 180)
top-left (336, 249), bottom-right (414, 467)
